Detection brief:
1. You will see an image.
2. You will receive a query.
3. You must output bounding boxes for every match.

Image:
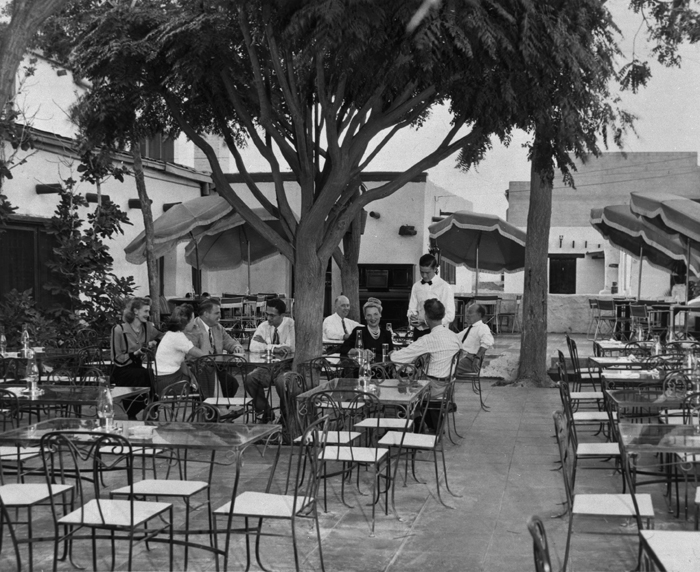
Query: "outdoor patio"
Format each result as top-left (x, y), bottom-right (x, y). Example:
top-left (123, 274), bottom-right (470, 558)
top-left (1, 333), bottom-right (689, 572)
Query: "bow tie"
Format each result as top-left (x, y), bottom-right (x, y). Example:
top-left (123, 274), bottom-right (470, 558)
top-left (421, 280), bottom-right (432, 286)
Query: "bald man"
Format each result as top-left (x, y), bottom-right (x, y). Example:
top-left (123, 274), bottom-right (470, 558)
top-left (323, 295), bottom-right (361, 342)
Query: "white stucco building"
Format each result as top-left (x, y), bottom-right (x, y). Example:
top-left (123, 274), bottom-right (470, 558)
top-left (1, 53), bottom-right (474, 325)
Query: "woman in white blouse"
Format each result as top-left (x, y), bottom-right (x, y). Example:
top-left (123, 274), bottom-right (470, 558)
top-left (153, 304), bottom-right (206, 397)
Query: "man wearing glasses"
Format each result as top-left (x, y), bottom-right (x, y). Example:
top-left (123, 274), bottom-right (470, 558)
top-left (246, 298), bottom-right (295, 422)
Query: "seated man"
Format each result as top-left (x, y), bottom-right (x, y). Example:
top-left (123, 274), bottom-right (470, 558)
top-left (186, 299), bottom-right (244, 398)
top-left (245, 298), bottom-right (295, 422)
top-left (455, 304), bottom-right (494, 377)
top-left (390, 298), bottom-right (462, 394)
top-left (323, 295), bottom-right (360, 342)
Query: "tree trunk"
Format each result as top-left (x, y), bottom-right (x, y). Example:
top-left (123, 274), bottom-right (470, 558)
top-left (292, 229), bottom-right (326, 369)
top-left (517, 138), bottom-right (553, 386)
top-left (340, 209), bottom-right (362, 322)
top-left (0, 0), bottom-right (69, 113)
top-left (131, 141), bottom-right (160, 324)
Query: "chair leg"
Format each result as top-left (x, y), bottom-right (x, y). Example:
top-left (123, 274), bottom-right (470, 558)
top-left (244, 516), bottom-right (252, 572)
top-left (432, 449), bottom-right (453, 509)
top-left (440, 447), bottom-right (462, 499)
top-left (254, 517), bottom-right (270, 572)
top-left (369, 464), bottom-right (378, 537)
top-left (313, 506), bottom-right (326, 572)
top-left (563, 513), bottom-right (575, 572)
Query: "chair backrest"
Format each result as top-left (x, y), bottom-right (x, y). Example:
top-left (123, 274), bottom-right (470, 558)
top-left (564, 335), bottom-right (582, 388)
top-left (527, 515), bottom-right (554, 572)
top-left (552, 410), bottom-right (575, 507)
top-left (0, 389), bottom-right (21, 433)
top-left (596, 298), bottom-right (614, 313)
top-left (40, 431), bottom-right (137, 525)
top-left (307, 391), bottom-right (349, 432)
top-left (144, 396), bottom-right (201, 422)
top-left (1, 358), bottom-right (22, 383)
top-left (629, 305), bottom-right (648, 320)
top-left (448, 349), bottom-right (463, 380)
top-left (663, 370), bottom-right (692, 399)
top-left (289, 415), bottom-right (329, 511)
top-left (279, 371), bottom-right (307, 441)
top-left (624, 342), bottom-right (651, 357)
top-left (393, 362), bottom-right (422, 383)
top-left (188, 402), bottom-right (221, 423)
top-left (158, 379), bottom-right (197, 401)
top-left (412, 353), bottom-right (431, 379)
top-left (370, 362), bottom-right (390, 382)
top-left (299, 357), bottom-right (334, 388)
top-left (681, 391), bottom-right (700, 424)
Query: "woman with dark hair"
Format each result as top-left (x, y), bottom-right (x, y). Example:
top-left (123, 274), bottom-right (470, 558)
top-left (110, 297), bottom-right (163, 419)
top-left (153, 304), bottom-right (207, 397)
top-left (339, 297), bottom-right (393, 363)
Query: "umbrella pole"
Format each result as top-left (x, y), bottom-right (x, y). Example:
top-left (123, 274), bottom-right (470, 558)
top-left (637, 246), bottom-right (643, 301)
top-left (475, 232), bottom-right (482, 297)
top-left (247, 241), bottom-right (251, 295)
top-left (189, 231), bottom-right (200, 294)
top-left (687, 240), bottom-right (691, 304)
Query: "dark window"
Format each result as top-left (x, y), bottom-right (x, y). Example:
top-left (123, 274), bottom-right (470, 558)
top-left (141, 134), bottom-right (174, 162)
top-left (549, 256), bottom-right (577, 294)
top-left (0, 219), bottom-right (64, 308)
top-left (440, 259), bottom-right (456, 285)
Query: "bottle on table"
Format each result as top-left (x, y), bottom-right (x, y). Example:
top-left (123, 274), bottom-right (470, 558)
top-left (653, 336), bottom-right (662, 356)
top-left (97, 376), bottom-right (115, 431)
top-left (0, 327), bottom-right (6, 357)
top-left (359, 354), bottom-right (372, 390)
top-left (26, 348), bottom-right (39, 392)
top-left (20, 324), bottom-right (30, 358)
top-left (355, 330), bottom-right (363, 350)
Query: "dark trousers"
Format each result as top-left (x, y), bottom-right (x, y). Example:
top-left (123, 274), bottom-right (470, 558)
top-left (197, 366), bottom-right (239, 399)
top-left (111, 364), bottom-right (151, 419)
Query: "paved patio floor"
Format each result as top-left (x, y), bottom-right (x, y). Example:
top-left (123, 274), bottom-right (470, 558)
top-left (1, 333), bottom-right (694, 571)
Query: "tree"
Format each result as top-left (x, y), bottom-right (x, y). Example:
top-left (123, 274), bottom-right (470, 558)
top-left (43, 0), bottom-right (689, 373)
top-left (54, 0), bottom-right (529, 365)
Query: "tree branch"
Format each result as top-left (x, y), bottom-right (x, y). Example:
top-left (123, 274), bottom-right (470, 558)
top-left (163, 93), bottom-right (295, 261)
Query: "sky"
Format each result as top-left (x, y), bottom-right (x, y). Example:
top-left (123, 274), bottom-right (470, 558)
top-left (361, 3), bottom-right (700, 217)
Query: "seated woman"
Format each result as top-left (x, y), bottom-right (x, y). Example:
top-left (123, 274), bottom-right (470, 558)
top-left (111, 297), bottom-right (163, 420)
top-left (154, 304), bottom-right (207, 397)
top-left (339, 297), bottom-right (394, 363)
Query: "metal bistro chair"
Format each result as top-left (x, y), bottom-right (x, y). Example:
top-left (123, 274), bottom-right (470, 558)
top-left (40, 431), bottom-right (174, 572)
top-left (0, 389), bottom-right (73, 572)
top-left (212, 418), bottom-right (324, 572)
top-left (197, 355), bottom-right (252, 421)
top-left (378, 378), bottom-right (462, 512)
top-left (527, 515), bottom-right (555, 572)
top-left (111, 401), bottom-right (219, 568)
top-left (552, 411), bottom-right (653, 572)
top-left (316, 391), bottom-right (390, 536)
top-left (496, 295), bottom-right (522, 333)
top-left (593, 299), bottom-right (617, 340)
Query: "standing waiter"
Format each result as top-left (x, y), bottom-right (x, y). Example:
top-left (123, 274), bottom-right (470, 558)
top-left (407, 253), bottom-right (455, 340)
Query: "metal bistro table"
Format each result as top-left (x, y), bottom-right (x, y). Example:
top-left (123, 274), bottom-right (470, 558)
top-left (2, 385), bottom-right (150, 418)
top-left (606, 388), bottom-right (685, 421)
top-left (296, 377), bottom-right (430, 416)
top-left (0, 418), bottom-right (282, 561)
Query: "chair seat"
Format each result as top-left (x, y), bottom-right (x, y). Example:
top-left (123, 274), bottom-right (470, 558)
top-left (573, 493), bottom-right (654, 518)
top-left (640, 530), bottom-right (700, 572)
top-left (0, 483), bottom-right (73, 506)
top-left (112, 479), bottom-right (208, 498)
top-left (294, 430), bottom-right (360, 445)
top-left (572, 411), bottom-right (612, 422)
top-left (577, 442), bottom-right (620, 457)
top-left (59, 498), bottom-right (172, 527)
top-left (204, 397), bottom-right (251, 406)
top-left (320, 446), bottom-right (389, 464)
top-left (355, 418), bottom-right (413, 430)
top-left (378, 431), bottom-right (437, 449)
top-left (214, 491), bottom-right (312, 519)
top-left (0, 445), bottom-right (41, 461)
top-left (570, 392), bottom-right (603, 400)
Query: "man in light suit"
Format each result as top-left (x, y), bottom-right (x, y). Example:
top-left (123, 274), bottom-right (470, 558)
top-left (186, 299), bottom-right (244, 398)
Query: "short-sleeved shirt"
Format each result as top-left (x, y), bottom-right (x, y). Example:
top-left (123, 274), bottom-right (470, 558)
top-left (155, 331), bottom-right (194, 375)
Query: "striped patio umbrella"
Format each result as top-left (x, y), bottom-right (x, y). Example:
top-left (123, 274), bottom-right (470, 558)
top-left (428, 211), bottom-right (526, 296)
top-left (125, 195), bottom-right (234, 264)
top-left (629, 191), bottom-right (700, 302)
top-left (590, 204), bottom-right (700, 299)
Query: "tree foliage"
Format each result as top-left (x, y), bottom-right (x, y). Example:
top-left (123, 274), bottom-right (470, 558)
top-left (44, 181), bottom-right (135, 338)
